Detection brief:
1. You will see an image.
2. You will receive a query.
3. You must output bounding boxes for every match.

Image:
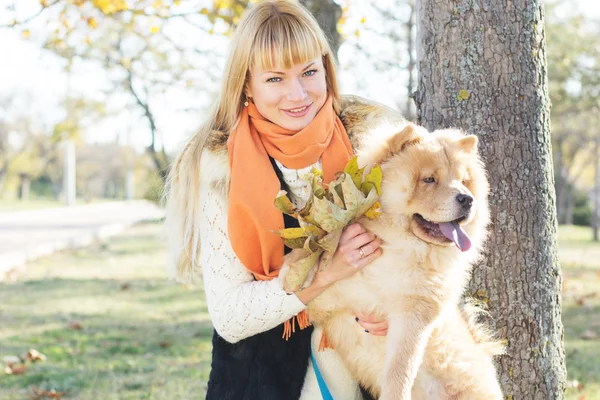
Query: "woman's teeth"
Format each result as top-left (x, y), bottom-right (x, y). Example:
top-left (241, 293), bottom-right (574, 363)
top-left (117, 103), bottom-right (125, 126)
top-left (288, 106), bottom-right (307, 113)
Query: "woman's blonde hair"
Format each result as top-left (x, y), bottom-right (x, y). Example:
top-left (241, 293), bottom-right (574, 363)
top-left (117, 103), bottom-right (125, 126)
top-left (164, 0), bottom-right (341, 283)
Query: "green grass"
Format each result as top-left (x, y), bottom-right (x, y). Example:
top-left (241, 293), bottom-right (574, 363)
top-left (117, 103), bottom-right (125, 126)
top-left (560, 225), bottom-right (600, 400)
top-left (1, 222), bottom-right (599, 399)
top-left (0, 223), bottom-right (212, 399)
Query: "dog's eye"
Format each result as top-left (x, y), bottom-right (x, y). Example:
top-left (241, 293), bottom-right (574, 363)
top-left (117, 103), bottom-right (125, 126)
top-left (423, 177), bottom-right (435, 184)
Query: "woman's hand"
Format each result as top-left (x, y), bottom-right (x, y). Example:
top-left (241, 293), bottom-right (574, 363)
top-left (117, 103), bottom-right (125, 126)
top-left (295, 222), bottom-right (382, 305)
top-left (355, 312), bottom-right (388, 336)
top-left (313, 222), bottom-right (383, 287)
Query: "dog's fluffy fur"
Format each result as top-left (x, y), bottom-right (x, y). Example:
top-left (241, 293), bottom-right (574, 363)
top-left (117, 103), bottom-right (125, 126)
top-left (297, 123), bottom-right (504, 399)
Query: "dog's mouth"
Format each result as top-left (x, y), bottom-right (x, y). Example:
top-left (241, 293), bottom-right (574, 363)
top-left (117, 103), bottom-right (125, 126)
top-left (412, 214), bottom-right (471, 252)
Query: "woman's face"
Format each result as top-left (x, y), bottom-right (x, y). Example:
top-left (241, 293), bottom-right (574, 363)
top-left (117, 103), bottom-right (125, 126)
top-left (246, 57), bottom-right (328, 131)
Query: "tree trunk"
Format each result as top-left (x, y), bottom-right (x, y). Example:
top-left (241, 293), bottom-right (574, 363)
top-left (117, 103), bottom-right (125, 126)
top-left (594, 135), bottom-right (599, 241)
top-left (299, 0), bottom-right (343, 59)
top-left (406, 0), bottom-right (416, 120)
top-left (565, 191), bottom-right (574, 225)
top-left (19, 174), bottom-right (31, 201)
top-left (414, 1), bottom-right (566, 399)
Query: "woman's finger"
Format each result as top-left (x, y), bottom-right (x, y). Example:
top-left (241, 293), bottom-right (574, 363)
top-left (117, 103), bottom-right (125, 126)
top-left (352, 243), bottom-right (383, 268)
top-left (366, 328), bottom-right (388, 337)
top-left (340, 223), bottom-right (366, 242)
top-left (356, 319), bottom-right (388, 332)
top-left (346, 231), bottom-right (377, 254)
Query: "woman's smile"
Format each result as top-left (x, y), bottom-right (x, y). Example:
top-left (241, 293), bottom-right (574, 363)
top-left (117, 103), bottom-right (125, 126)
top-left (281, 102), bottom-right (312, 118)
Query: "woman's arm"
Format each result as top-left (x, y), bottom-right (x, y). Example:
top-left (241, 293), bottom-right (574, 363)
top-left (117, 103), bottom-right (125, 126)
top-left (199, 184), bottom-right (306, 343)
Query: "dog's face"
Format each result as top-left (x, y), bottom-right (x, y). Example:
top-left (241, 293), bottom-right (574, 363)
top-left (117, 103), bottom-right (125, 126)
top-left (364, 124), bottom-right (489, 252)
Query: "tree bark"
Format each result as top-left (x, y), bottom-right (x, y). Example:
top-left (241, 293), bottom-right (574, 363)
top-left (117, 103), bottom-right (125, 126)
top-left (415, 1), bottom-right (566, 398)
top-left (299, 0), bottom-right (343, 59)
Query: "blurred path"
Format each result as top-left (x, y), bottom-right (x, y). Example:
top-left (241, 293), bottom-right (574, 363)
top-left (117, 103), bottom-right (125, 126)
top-left (0, 201), bottom-right (165, 278)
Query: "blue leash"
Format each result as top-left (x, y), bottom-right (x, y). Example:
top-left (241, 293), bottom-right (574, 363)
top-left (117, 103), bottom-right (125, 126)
top-left (310, 343), bottom-right (334, 400)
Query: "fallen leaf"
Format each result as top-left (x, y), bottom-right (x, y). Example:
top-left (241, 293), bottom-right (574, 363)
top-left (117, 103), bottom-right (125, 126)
top-left (158, 341), bottom-right (172, 348)
top-left (120, 282), bottom-right (131, 291)
top-left (68, 322), bottom-right (83, 330)
top-left (32, 386), bottom-right (65, 399)
top-left (5, 362), bottom-right (26, 374)
top-left (26, 349), bottom-right (47, 362)
top-left (566, 379), bottom-right (585, 391)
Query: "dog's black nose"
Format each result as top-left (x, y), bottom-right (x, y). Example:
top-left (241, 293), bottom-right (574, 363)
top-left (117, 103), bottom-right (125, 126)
top-left (456, 194), bottom-right (473, 209)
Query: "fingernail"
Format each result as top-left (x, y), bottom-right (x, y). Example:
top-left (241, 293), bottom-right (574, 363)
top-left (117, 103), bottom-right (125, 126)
top-left (355, 317), bottom-right (359, 322)
top-left (365, 329), bottom-right (369, 333)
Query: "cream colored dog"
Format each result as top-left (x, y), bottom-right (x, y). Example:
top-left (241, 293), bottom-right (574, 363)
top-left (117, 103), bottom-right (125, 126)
top-left (300, 123), bottom-right (503, 399)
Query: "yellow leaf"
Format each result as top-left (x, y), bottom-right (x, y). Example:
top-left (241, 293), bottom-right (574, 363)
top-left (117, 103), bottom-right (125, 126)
top-left (274, 190), bottom-right (296, 215)
top-left (152, 0), bottom-right (162, 9)
top-left (457, 89), bottom-right (470, 101)
top-left (209, 28), bottom-right (214, 35)
top-left (86, 17), bottom-right (98, 28)
top-left (40, 0), bottom-right (49, 7)
top-left (355, 28), bottom-right (360, 37)
top-left (21, 30), bottom-right (31, 39)
top-left (364, 201), bottom-right (382, 219)
top-left (277, 228), bottom-right (307, 240)
top-left (317, 229), bottom-right (343, 253)
top-left (150, 25), bottom-right (160, 34)
top-left (283, 249), bottom-right (322, 293)
top-left (174, 0), bottom-right (181, 4)
top-left (363, 164), bottom-right (383, 196)
top-left (120, 58), bottom-right (132, 68)
top-left (200, 8), bottom-right (209, 15)
top-left (344, 155), bottom-right (365, 190)
top-left (360, 16), bottom-right (366, 24)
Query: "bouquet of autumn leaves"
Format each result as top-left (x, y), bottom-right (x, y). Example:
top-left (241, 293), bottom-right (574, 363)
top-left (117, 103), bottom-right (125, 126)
top-left (274, 156), bottom-right (383, 293)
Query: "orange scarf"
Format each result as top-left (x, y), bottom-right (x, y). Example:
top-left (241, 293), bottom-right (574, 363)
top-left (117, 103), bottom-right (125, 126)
top-left (227, 95), bottom-right (353, 281)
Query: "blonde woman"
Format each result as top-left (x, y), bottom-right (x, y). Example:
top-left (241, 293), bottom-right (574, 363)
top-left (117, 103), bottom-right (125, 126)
top-left (165, 1), bottom-right (401, 398)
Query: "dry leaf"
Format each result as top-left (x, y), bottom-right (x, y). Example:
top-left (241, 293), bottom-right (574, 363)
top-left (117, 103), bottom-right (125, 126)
top-left (32, 387), bottom-right (65, 399)
top-left (68, 322), bottom-right (83, 330)
top-left (120, 282), bottom-right (131, 291)
top-left (5, 362), bottom-right (26, 374)
top-left (26, 349), bottom-right (47, 362)
top-left (276, 156), bottom-right (382, 291)
top-left (158, 341), bottom-right (172, 348)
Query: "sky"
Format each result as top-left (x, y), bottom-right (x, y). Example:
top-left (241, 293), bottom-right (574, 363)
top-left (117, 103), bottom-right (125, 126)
top-left (1, 0), bottom-right (599, 154)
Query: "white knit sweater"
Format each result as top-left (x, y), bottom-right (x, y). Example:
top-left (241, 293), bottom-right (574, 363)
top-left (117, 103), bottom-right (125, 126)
top-left (199, 159), bottom-right (362, 400)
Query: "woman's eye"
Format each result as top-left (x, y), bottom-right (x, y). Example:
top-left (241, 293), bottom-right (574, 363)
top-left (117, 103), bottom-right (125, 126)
top-left (266, 77), bottom-right (281, 83)
top-left (423, 177), bottom-right (435, 184)
top-left (303, 69), bottom-right (317, 77)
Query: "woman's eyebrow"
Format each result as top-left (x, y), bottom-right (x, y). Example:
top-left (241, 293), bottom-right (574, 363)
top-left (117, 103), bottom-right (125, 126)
top-left (262, 70), bottom-right (285, 75)
top-left (261, 62), bottom-right (316, 76)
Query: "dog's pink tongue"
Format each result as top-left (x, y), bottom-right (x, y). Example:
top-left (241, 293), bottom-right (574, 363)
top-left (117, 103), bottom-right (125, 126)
top-left (439, 222), bottom-right (471, 252)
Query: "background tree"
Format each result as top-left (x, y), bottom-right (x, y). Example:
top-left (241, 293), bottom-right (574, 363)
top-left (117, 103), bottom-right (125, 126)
top-left (546, 3), bottom-right (599, 227)
top-left (414, 0), bottom-right (566, 398)
top-left (2, 0), bottom-right (249, 181)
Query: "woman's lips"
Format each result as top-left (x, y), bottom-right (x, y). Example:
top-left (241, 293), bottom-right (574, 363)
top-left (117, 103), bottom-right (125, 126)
top-left (281, 103), bottom-right (312, 118)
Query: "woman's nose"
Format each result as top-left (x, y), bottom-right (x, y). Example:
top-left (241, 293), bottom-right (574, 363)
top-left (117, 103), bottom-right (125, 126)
top-left (286, 77), bottom-right (307, 102)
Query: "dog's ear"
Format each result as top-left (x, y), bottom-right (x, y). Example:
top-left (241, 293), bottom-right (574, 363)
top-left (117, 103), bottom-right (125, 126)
top-left (388, 124), bottom-right (423, 155)
top-left (457, 135), bottom-right (478, 155)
